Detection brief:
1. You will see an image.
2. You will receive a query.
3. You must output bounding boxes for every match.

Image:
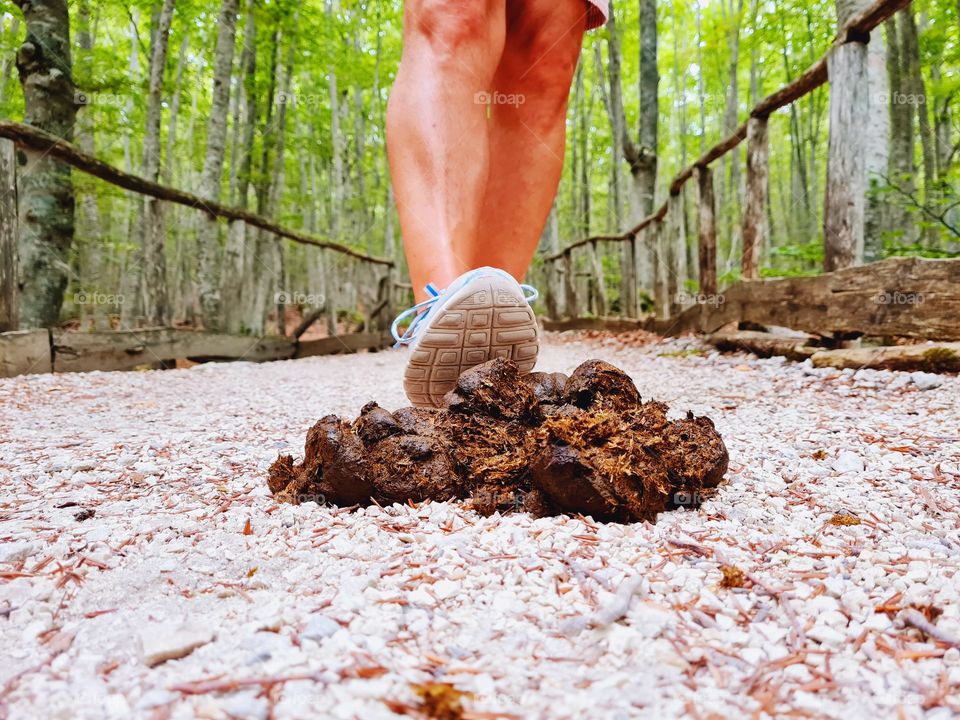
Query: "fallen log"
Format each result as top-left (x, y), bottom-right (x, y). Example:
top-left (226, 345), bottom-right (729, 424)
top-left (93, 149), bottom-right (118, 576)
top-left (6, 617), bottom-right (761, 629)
top-left (0, 330), bottom-right (51, 378)
top-left (294, 332), bottom-right (392, 358)
top-left (51, 328), bottom-right (295, 373)
top-left (706, 330), bottom-right (820, 361)
top-left (664, 257), bottom-right (960, 340)
top-left (810, 343), bottom-right (960, 373)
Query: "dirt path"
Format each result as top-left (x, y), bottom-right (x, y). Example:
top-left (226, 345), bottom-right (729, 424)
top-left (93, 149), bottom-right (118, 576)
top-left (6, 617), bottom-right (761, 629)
top-left (1, 333), bottom-right (958, 719)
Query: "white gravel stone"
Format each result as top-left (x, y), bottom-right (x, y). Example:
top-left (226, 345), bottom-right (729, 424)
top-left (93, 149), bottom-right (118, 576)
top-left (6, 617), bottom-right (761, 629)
top-left (140, 623), bottom-right (215, 667)
top-left (910, 372), bottom-right (943, 390)
top-left (832, 450), bottom-right (865, 474)
top-left (301, 614), bottom-right (341, 642)
top-left (0, 541), bottom-right (40, 564)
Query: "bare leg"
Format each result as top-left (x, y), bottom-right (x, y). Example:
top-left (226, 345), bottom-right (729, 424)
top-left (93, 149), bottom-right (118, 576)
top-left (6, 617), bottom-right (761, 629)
top-left (387, 0), bottom-right (507, 302)
top-left (471, 0), bottom-right (588, 281)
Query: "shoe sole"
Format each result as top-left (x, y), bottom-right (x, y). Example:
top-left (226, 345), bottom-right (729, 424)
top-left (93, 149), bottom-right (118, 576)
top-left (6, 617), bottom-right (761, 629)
top-left (403, 273), bottom-right (539, 408)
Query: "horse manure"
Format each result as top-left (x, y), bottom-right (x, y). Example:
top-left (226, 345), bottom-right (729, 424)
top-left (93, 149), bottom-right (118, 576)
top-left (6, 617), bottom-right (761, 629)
top-left (267, 357), bottom-right (729, 523)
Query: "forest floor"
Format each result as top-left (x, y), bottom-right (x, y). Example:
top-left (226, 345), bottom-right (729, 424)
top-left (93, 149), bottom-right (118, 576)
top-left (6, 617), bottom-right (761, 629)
top-left (1, 331), bottom-right (958, 720)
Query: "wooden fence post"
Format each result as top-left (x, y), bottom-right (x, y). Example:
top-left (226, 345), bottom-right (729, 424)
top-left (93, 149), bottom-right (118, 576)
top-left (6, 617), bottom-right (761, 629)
top-left (0, 138), bottom-right (17, 332)
top-left (636, 227), bottom-right (648, 312)
top-left (544, 258), bottom-right (559, 320)
top-left (384, 264), bottom-right (395, 333)
top-left (323, 248), bottom-right (338, 335)
top-left (823, 41), bottom-right (867, 271)
top-left (665, 195), bottom-right (683, 314)
top-left (742, 116), bottom-right (769, 280)
top-left (587, 240), bottom-right (607, 317)
top-left (620, 237), bottom-right (637, 318)
top-left (562, 251), bottom-right (577, 320)
top-left (695, 165), bottom-right (718, 297)
top-left (221, 219), bottom-right (247, 333)
top-left (653, 220), bottom-right (670, 321)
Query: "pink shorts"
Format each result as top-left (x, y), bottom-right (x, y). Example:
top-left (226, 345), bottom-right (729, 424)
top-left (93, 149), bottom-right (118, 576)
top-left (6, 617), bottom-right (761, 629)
top-left (586, 0), bottom-right (609, 29)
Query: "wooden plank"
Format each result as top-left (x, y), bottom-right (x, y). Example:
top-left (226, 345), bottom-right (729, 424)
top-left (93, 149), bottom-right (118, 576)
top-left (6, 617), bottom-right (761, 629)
top-left (0, 329), bottom-right (51, 378)
top-left (741, 117), bottom-right (768, 280)
top-left (752, 57), bottom-right (828, 120)
top-left (837, 0), bottom-right (912, 43)
top-left (664, 258), bottom-right (960, 340)
top-left (0, 121), bottom-right (392, 267)
top-left (294, 331), bottom-right (392, 359)
top-left (0, 138), bottom-right (16, 332)
top-left (810, 343), bottom-right (960, 372)
top-left (696, 165), bottom-right (718, 296)
top-left (51, 328), bottom-right (296, 373)
top-left (669, 122), bottom-right (748, 196)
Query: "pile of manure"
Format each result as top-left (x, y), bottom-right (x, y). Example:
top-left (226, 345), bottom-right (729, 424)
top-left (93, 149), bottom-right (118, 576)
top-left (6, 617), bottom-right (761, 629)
top-left (268, 358), bottom-right (728, 523)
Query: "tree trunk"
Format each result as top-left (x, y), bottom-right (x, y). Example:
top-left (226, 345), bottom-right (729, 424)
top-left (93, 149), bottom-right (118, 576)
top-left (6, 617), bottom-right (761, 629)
top-left (0, 17), bottom-right (21, 109)
top-left (138, 0), bottom-right (175, 326)
top-left (13, 0), bottom-right (77, 328)
top-left (247, 23), bottom-right (280, 334)
top-left (164, 33), bottom-right (190, 185)
top-left (605, 0), bottom-right (655, 295)
top-left (719, 0), bottom-right (745, 262)
top-left (268, 46), bottom-right (294, 335)
top-left (823, 0), bottom-right (871, 272)
top-left (636, 0), bottom-right (658, 218)
top-left (328, 0), bottom-right (344, 240)
top-left (930, 61), bottom-right (950, 179)
top-left (196, 0), bottom-right (239, 330)
top-left (222, 0), bottom-right (256, 334)
top-left (0, 139), bottom-right (17, 331)
top-left (863, 27), bottom-right (889, 262)
top-left (898, 7), bottom-right (937, 247)
top-left (884, 16), bottom-right (915, 244)
top-left (823, 40), bottom-right (867, 271)
top-left (118, 11), bottom-right (143, 328)
top-left (74, 0), bottom-right (109, 330)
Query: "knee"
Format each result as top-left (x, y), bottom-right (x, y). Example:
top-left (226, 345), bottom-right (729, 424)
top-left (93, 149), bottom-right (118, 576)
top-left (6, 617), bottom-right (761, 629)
top-left (404, 0), bottom-right (502, 57)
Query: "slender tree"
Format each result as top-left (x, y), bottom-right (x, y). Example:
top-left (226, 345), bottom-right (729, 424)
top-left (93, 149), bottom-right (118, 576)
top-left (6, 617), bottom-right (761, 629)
top-left (823, 0), bottom-right (871, 271)
top-left (13, 0), bottom-right (77, 327)
top-left (196, 0), bottom-right (240, 330)
top-left (138, 0), bottom-right (175, 326)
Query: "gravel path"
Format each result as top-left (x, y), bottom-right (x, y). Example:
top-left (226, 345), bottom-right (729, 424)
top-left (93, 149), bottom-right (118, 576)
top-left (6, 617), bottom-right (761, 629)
top-left (1, 332), bottom-right (958, 720)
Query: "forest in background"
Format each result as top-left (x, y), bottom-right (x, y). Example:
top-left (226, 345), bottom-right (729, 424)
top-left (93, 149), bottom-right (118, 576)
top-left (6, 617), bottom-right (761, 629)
top-left (0, 0), bottom-right (957, 332)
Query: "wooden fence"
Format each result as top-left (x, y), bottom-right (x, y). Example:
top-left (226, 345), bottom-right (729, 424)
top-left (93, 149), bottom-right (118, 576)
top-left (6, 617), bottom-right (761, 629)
top-left (538, 0), bottom-right (960, 340)
top-left (0, 119), bottom-right (401, 377)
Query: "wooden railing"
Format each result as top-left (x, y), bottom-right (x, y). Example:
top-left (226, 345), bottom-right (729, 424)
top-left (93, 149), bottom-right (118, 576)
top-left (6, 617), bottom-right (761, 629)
top-left (0, 121), bottom-right (403, 375)
top-left (541, 0), bottom-right (915, 328)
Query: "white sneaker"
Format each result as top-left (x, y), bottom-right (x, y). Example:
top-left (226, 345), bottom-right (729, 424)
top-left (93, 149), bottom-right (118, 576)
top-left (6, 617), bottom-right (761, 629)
top-left (391, 267), bottom-right (540, 407)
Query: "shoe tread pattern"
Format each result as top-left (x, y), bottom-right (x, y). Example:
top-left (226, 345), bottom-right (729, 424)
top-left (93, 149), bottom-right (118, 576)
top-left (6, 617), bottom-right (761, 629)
top-left (404, 278), bottom-right (538, 407)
